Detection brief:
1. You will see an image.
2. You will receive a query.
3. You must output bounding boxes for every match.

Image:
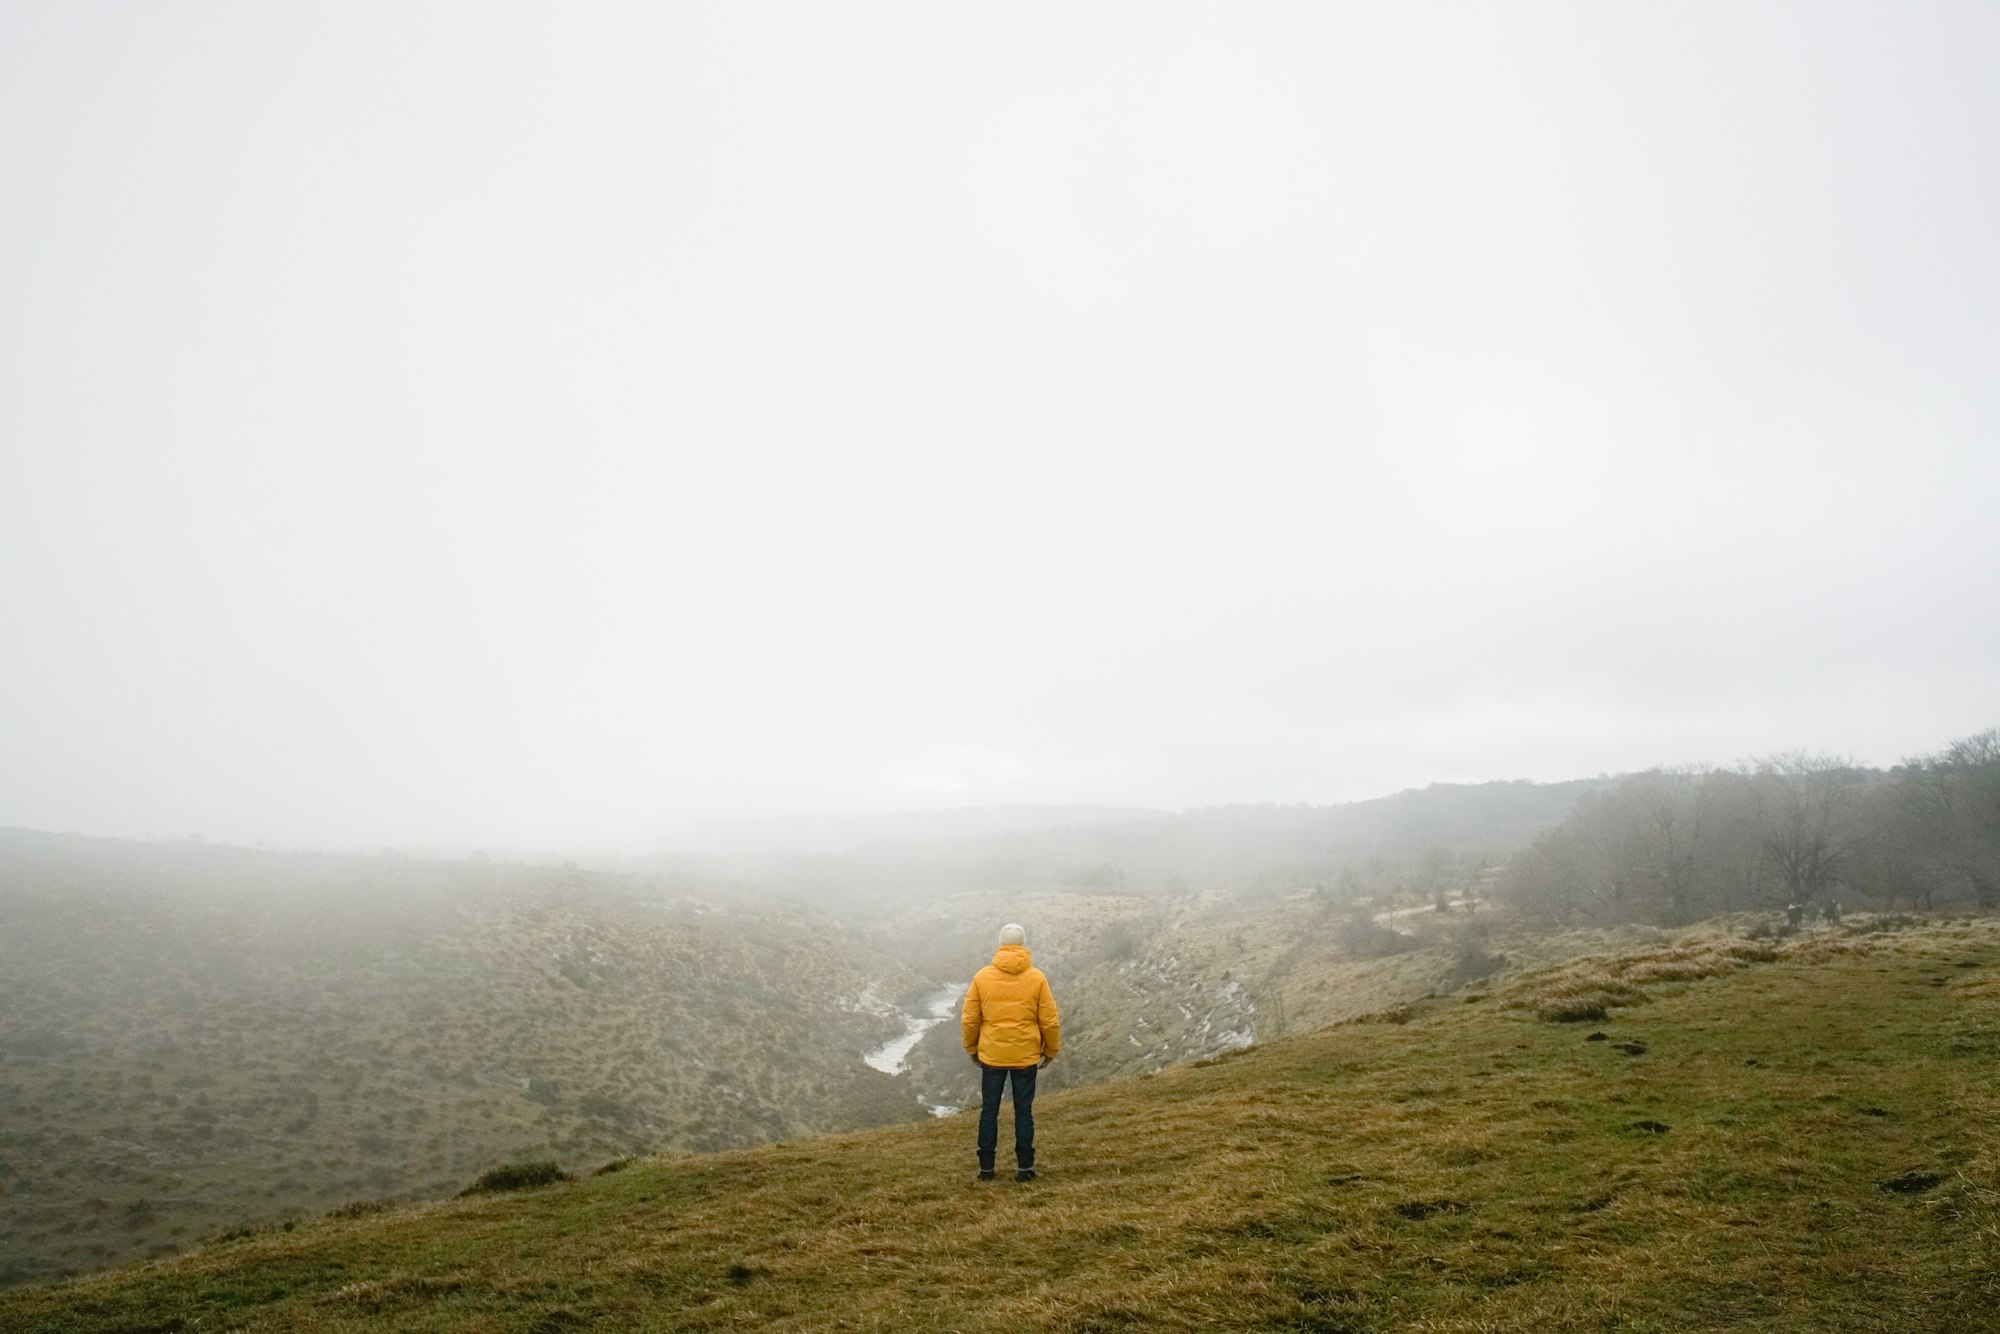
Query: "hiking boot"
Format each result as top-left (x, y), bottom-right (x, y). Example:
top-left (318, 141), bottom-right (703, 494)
top-left (977, 1169), bottom-right (996, 1181)
top-left (1015, 1168), bottom-right (1037, 1182)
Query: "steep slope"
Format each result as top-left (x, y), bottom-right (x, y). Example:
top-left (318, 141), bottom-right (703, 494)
top-left (5, 917), bottom-right (1994, 1332)
top-left (0, 831), bottom-right (934, 1286)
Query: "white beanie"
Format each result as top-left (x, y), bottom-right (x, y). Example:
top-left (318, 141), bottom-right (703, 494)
top-left (999, 922), bottom-right (1026, 947)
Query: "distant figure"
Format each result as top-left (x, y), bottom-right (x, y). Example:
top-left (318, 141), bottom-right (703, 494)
top-left (962, 923), bottom-right (1061, 1182)
top-left (1825, 898), bottom-right (1842, 924)
top-left (1785, 902), bottom-right (1805, 931)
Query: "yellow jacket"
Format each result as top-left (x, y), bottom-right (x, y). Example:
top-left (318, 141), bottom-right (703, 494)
top-left (962, 945), bottom-right (1061, 1068)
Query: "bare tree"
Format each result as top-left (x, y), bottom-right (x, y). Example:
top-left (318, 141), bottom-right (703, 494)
top-left (1898, 729), bottom-right (2000, 909)
top-left (1748, 751), bottom-right (1872, 907)
top-left (1497, 823), bottom-right (1626, 928)
top-left (1847, 782), bottom-right (1949, 910)
top-left (1614, 765), bottom-right (1721, 925)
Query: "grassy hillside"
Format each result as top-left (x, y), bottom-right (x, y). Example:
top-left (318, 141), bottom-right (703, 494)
top-left (0, 831), bottom-right (937, 1287)
top-left (6, 915), bottom-right (1994, 1332)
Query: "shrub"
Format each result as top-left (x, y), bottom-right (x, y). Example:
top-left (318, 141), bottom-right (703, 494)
top-left (460, 1161), bottom-right (571, 1196)
top-left (1098, 920), bottom-right (1144, 963)
top-left (1537, 998), bottom-right (1609, 1023)
top-left (1337, 910), bottom-right (1419, 959)
top-left (1447, 923), bottom-right (1506, 986)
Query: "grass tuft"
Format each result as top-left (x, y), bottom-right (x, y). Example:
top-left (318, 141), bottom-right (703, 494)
top-left (1391, 1199), bottom-right (1470, 1221)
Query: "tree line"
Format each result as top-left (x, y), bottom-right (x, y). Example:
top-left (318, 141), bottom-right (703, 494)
top-left (1497, 729), bottom-right (1999, 928)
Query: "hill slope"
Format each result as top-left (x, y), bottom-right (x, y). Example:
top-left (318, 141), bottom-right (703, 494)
top-left (5, 917), bottom-right (1995, 1332)
top-left (0, 830), bottom-right (938, 1285)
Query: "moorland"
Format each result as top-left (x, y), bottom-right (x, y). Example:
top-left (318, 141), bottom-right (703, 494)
top-left (3, 728), bottom-right (1994, 1323)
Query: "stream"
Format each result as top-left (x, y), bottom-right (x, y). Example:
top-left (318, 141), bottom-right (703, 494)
top-left (861, 985), bottom-right (961, 1076)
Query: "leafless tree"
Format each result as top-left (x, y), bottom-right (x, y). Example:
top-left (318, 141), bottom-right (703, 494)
top-left (1613, 765), bottom-right (1721, 925)
top-left (1748, 751), bottom-right (1872, 907)
top-left (1898, 729), bottom-right (2000, 909)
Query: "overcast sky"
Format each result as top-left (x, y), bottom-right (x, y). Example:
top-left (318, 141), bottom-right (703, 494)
top-left (4, 3), bottom-right (1996, 850)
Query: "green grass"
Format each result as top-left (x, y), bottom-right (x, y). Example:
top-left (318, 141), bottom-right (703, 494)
top-left (4, 918), bottom-right (1996, 1332)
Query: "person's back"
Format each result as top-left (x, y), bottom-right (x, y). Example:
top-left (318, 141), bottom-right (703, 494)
top-left (961, 923), bottom-right (1060, 1181)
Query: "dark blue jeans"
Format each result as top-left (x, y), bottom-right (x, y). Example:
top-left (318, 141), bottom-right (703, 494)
top-left (977, 1063), bottom-right (1037, 1170)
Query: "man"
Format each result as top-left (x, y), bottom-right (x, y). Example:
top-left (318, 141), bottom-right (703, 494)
top-left (961, 922), bottom-right (1061, 1182)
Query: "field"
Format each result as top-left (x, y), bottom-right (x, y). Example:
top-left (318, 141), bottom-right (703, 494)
top-left (5, 915), bottom-right (1993, 1331)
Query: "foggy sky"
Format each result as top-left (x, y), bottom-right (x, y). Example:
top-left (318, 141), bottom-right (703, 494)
top-left (4, 3), bottom-right (1996, 851)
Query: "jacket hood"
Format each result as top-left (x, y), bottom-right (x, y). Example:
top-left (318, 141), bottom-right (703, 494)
top-left (991, 944), bottom-right (1032, 974)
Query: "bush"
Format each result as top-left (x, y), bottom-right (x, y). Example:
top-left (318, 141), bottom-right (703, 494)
top-left (1337, 910), bottom-right (1419, 959)
top-left (1098, 920), bottom-right (1144, 963)
top-left (460, 1161), bottom-right (571, 1196)
top-left (1447, 923), bottom-right (1506, 986)
top-left (1537, 998), bottom-right (1609, 1023)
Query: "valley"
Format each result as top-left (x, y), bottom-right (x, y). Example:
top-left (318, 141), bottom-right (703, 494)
top-left (0, 783), bottom-right (1575, 1289)
top-left (3, 914), bottom-right (1992, 1330)
top-left (5, 748), bottom-right (1992, 1312)
top-left (0, 831), bottom-right (936, 1286)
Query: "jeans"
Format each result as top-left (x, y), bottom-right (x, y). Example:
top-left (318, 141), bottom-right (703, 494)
top-left (977, 1062), bottom-right (1037, 1170)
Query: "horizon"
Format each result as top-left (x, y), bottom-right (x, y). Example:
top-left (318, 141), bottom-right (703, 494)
top-left (3, 732), bottom-right (1974, 861)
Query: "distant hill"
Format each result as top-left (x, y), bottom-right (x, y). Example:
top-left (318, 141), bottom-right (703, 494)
top-left (6, 915), bottom-right (1993, 1330)
top-left (660, 779), bottom-right (1612, 904)
top-left (670, 803), bottom-right (1176, 857)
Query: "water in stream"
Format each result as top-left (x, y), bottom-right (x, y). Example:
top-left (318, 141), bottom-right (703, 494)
top-left (862, 985), bottom-right (961, 1076)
